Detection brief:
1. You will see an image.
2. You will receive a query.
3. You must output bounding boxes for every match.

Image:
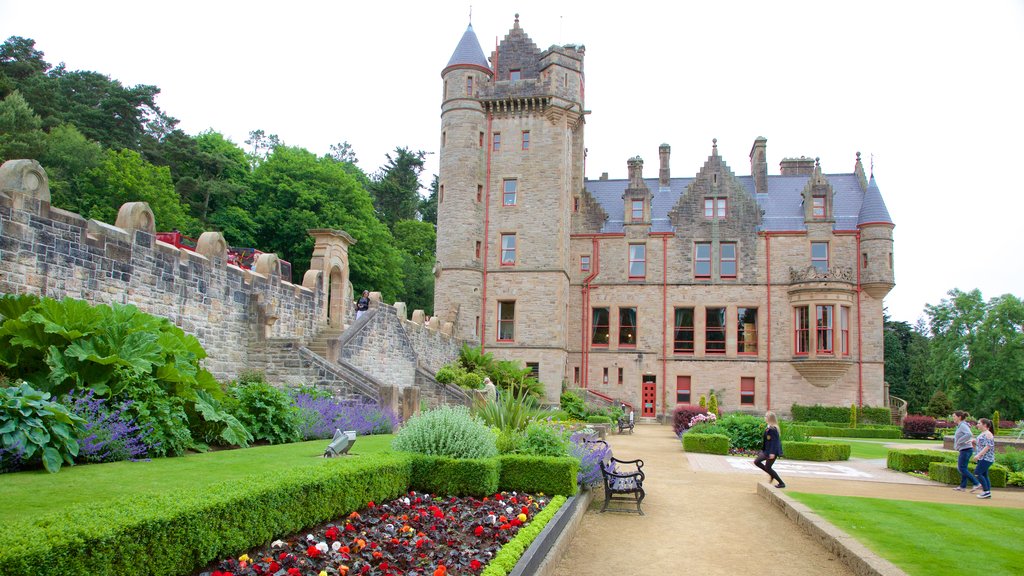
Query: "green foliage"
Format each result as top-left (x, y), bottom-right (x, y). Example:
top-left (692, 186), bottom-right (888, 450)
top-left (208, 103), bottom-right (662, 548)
top-left (682, 433), bottom-right (729, 455)
top-left (497, 455), bottom-right (578, 496)
top-left (0, 453), bottom-right (411, 576)
top-left (699, 395), bottom-right (706, 408)
top-left (434, 365), bottom-right (460, 385)
top-left (457, 371), bottom-right (484, 390)
top-left (993, 410), bottom-right (1000, 436)
top-left (586, 415), bottom-right (612, 424)
top-left (392, 218), bottom-right (436, 315)
top-left (886, 448), bottom-right (953, 472)
top-left (716, 413), bottom-right (767, 450)
top-left (790, 424), bottom-right (901, 439)
top-left (779, 421), bottom-right (810, 442)
top-left (925, 389), bottom-right (954, 418)
top-left (229, 374), bottom-right (301, 444)
top-left (850, 403), bottom-right (857, 428)
top-left (784, 442), bottom-right (851, 461)
top-left (442, 346), bottom-right (544, 399)
top-left (190, 390), bottom-right (253, 447)
top-left (884, 317), bottom-right (934, 414)
top-left (495, 429), bottom-right (524, 454)
top-left (391, 405), bottom-right (498, 459)
top-left (367, 147), bottom-right (426, 230)
top-left (559, 391), bottom-right (587, 421)
top-left (708, 391), bottom-right (719, 416)
top-left (408, 454), bottom-right (499, 496)
top-left (0, 381), bottom-right (84, 473)
top-left (995, 447), bottom-right (1024, 473)
top-left (1008, 471), bottom-right (1024, 487)
top-left (790, 403), bottom-right (891, 425)
top-left (116, 372), bottom-right (193, 457)
top-left (40, 123), bottom-right (105, 205)
top-left (458, 344), bottom-right (496, 374)
top-left (928, 460), bottom-right (1008, 487)
top-left (473, 391), bottom-right (539, 432)
top-left (0, 91), bottom-right (46, 161)
top-left (519, 421), bottom-right (570, 457)
top-left (480, 495), bottom-right (567, 576)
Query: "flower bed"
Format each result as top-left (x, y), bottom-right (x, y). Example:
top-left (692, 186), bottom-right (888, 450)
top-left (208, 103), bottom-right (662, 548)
top-left (205, 491), bottom-right (554, 576)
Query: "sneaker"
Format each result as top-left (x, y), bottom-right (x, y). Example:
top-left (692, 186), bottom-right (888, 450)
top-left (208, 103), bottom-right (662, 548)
top-left (970, 485), bottom-right (983, 493)
top-left (953, 487), bottom-right (966, 492)
top-left (776, 482), bottom-right (786, 489)
top-left (977, 492), bottom-right (991, 499)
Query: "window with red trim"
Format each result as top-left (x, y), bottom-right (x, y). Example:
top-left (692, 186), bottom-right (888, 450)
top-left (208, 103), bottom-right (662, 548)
top-left (618, 307), bottom-right (637, 347)
top-left (503, 179), bottom-right (517, 206)
top-left (704, 198), bottom-right (714, 219)
top-left (580, 255), bottom-right (590, 272)
top-left (573, 366), bottom-right (580, 384)
top-left (676, 375), bottom-right (691, 404)
top-left (720, 242), bottom-right (737, 278)
top-left (738, 308), bottom-right (758, 354)
top-left (477, 184), bottom-right (482, 202)
top-left (841, 305), bottom-right (850, 356)
top-left (628, 244), bottom-right (646, 280)
top-left (592, 307), bottom-right (610, 346)
top-left (794, 306), bottom-right (810, 355)
top-left (816, 304), bottom-right (834, 354)
top-left (812, 195), bottom-right (826, 218)
top-left (705, 307), bottom-right (726, 354)
top-left (466, 76), bottom-right (474, 96)
top-left (673, 307), bottom-right (694, 354)
top-left (500, 234), bottom-right (516, 265)
top-left (811, 242), bottom-right (829, 272)
top-left (492, 133), bottom-right (501, 151)
top-left (521, 131), bottom-right (529, 150)
top-left (475, 241), bottom-right (481, 259)
top-left (740, 377), bottom-right (755, 406)
top-left (573, 197), bottom-right (580, 212)
top-left (497, 301), bottom-right (515, 341)
top-left (631, 199), bottom-right (644, 222)
top-left (695, 242), bottom-right (711, 278)
top-left (510, 69), bottom-right (521, 81)
top-left (617, 367), bottom-right (624, 385)
top-left (716, 198), bottom-right (727, 218)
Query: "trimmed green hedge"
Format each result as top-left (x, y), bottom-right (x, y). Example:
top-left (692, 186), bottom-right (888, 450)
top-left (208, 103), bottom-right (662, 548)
top-left (682, 433), bottom-right (730, 455)
top-left (784, 442), bottom-right (851, 461)
top-left (0, 453), bottom-right (412, 576)
top-left (481, 494), bottom-right (567, 576)
top-left (498, 455), bottom-right (578, 496)
top-left (585, 415), bottom-right (612, 424)
top-left (791, 404), bottom-right (891, 425)
top-left (408, 454), bottom-right (500, 496)
top-left (928, 461), bottom-right (1009, 488)
top-left (792, 425), bottom-right (901, 439)
top-left (886, 449), bottom-right (953, 472)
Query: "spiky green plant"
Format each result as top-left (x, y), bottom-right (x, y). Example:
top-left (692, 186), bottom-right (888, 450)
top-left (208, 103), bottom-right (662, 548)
top-left (473, 390), bottom-right (539, 432)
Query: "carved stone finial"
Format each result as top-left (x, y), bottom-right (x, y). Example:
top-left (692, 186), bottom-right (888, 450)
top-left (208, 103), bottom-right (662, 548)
top-left (815, 157), bottom-right (820, 167)
top-left (856, 151), bottom-right (862, 161)
top-left (115, 202), bottom-right (156, 235)
top-left (0, 159), bottom-right (50, 202)
top-left (195, 232), bottom-right (228, 262)
top-left (514, 13), bottom-right (520, 27)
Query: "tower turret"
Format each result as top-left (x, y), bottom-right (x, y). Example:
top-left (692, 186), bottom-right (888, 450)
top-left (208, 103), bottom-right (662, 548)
top-left (858, 175), bottom-right (895, 299)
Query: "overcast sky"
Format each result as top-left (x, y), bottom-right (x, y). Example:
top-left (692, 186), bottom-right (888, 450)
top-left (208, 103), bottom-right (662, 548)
top-left (2, 0), bottom-right (1022, 324)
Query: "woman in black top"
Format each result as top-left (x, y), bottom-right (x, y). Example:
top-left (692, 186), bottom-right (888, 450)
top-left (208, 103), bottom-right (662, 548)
top-left (754, 411), bottom-right (785, 488)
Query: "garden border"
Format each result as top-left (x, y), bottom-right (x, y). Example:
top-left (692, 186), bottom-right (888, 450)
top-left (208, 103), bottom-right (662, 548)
top-left (510, 487), bottom-right (595, 576)
top-left (757, 483), bottom-right (908, 576)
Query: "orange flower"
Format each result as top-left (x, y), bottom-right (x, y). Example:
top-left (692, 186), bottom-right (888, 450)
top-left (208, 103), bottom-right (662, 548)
top-left (433, 566), bottom-right (447, 576)
top-left (339, 565), bottom-right (349, 576)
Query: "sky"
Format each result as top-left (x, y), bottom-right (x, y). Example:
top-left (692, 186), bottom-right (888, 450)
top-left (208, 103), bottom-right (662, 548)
top-left (2, 0), bottom-right (1022, 325)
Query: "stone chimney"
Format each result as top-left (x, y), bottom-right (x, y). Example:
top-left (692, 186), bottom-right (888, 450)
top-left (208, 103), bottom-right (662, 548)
top-left (658, 144), bottom-right (671, 187)
top-left (779, 156), bottom-right (815, 176)
top-left (600, 172), bottom-right (609, 181)
top-left (749, 137), bottom-right (767, 194)
top-left (627, 156), bottom-right (644, 189)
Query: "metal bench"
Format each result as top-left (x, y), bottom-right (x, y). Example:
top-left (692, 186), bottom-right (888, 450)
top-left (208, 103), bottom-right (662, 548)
top-left (585, 439), bottom-right (646, 515)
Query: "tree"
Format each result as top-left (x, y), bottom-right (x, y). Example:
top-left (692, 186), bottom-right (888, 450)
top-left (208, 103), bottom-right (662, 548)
top-left (420, 174), bottom-right (438, 225)
top-left (884, 316), bottom-right (934, 414)
top-left (0, 36), bottom-right (50, 99)
top-left (393, 219), bottom-right (436, 314)
top-left (40, 123), bottom-right (105, 205)
top-left (328, 141), bottom-right (358, 164)
top-left (0, 91), bottom-right (47, 161)
top-left (368, 147), bottom-right (425, 230)
top-left (244, 129), bottom-right (282, 168)
top-left (926, 289), bottom-right (986, 410)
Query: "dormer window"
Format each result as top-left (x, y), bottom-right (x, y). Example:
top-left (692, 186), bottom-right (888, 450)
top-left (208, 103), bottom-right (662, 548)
top-left (631, 199), bottom-right (644, 222)
top-left (812, 195), bottom-right (826, 218)
top-left (510, 69), bottom-right (521, 81)
top-left (704, 198), bottom-right (726, 219)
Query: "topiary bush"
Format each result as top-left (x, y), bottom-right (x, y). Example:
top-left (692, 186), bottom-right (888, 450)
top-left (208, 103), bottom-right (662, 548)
top-left (586, 415), bottom-right (612, 424)
top-left (928, 461), bottom-right (1008, 488)
top-left (682, 433), bottom-right (729, 455)
top-left (392, 405), bottom-right (498, 459)
top-left (497, 454), bottom-right (579, 496)
top-left (783, 442), bottom-right (851, 461)
top-left (790, 424), bottom-right (901, 439)
top-left (902, 415), bottom-right (937, 438)
top-left (790, 403), bottom-right (890, 425)
top-left (886, 448), bottom-right (953, 472)
top-left (672, 404), bottom-right (708, 436)
top-left (480, 495), bottom-right (567, 576)
top-left (408, 454), bottom-right (499, 496)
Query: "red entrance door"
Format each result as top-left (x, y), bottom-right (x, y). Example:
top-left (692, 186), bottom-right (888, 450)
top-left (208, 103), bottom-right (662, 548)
top-left (641, 376), bottom-right (657, 418)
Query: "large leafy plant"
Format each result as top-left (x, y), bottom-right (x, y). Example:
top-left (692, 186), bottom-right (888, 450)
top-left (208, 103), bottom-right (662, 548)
top-left (229, 372), bottom-right (301, 444)
top-left (392, 405), bottom-right (498, 459)
top-left (191, 390), bottom-right (253, 448)
top-left (1, 381), bottom-right (85, 472)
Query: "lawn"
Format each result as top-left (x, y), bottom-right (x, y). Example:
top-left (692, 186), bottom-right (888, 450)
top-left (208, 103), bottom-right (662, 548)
top-left (788, 492), bottom-right (1024, 576)
top-left (809, 437), bottom-right (941, 459)
top-left (0, 434), bottom-right (395, 522)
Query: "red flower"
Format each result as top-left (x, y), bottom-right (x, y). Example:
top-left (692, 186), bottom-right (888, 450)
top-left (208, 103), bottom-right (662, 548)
top-left (470, 559), bottom-right (482, 571)
top-left (345, 523), bottom-right (357, 532)
top-left (361, 566), bottom-right (371, 574)
top-left (381, 562), bottom-right (390, 570)
top-left (278, 553), bottom-right (289, 561)
top-left (288, 569), bottom-right (301, 576)
top-left (511, 518), bottom-right (522, 527)
top-left (370, 541), bottom-right (379, 549)
top-left (521, 507), bottom-right (530, 515)
top-left (473, 526), bottom-right (484, 537)
top-left (433, 510), bottom-right (444, 519)
top-left (368, 501), bottom-right (376, 508)
top-left (326, 526), bottom-right (340, 541)
top-left (307, 545), bottom-right (321, 558)
top-left (268, 561), bottom-right (281, 572)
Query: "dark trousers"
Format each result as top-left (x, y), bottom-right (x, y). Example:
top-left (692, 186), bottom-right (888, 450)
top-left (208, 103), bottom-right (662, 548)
top-left (974, 459), bottom-right (992, 492)
top-left (754, 451), bottom-right (783, 484)
top-left (957, 448), bottom-right (979, 488)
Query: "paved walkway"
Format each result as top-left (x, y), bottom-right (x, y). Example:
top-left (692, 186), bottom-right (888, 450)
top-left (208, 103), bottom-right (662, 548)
top-left (549, 424), bottom-right (1024, 576)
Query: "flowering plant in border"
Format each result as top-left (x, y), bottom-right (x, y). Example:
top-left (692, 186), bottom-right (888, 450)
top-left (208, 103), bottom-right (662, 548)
top-left (688, 412), bottom-right (717, 429)
top-left (63, 389), bottom-right (151, 463)
top-left (204, 490), bottom-right (550, 576)
top-left (294, 394), bottom-right (401, 440)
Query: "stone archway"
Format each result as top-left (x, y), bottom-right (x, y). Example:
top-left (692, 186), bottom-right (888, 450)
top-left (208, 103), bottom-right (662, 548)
top-left (307, 229), bottom-right (357, 326)
top-left (327, 265), bottom-right (346, 326)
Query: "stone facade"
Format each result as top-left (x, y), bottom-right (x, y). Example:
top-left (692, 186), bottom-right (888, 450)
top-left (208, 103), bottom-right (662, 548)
top-left (435, 20), bottom-right (895, 418)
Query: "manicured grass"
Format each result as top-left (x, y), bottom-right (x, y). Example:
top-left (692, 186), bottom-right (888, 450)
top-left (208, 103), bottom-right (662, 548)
top-left (0, 434), bottom-right (395, 522)
top-left (788, 492), bottom-right (1024, 576)
top-left (809, 437), bottom-right (941, 459)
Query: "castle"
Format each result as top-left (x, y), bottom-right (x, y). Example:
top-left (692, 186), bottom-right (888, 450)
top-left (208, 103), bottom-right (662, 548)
top-left (433, 17), bottom-right (895, 419)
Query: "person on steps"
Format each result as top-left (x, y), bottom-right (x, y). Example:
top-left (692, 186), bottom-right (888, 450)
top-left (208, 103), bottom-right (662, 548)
top-left (754, 411), bottom-right (785, 489)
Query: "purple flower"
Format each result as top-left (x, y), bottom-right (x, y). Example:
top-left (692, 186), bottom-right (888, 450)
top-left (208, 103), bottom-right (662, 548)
top-left (570, 431), bottom-right (611, 488)
top-left (63, 390), bottom-right (151, 463)
top-left (293, 394), bottom-right (401, 440)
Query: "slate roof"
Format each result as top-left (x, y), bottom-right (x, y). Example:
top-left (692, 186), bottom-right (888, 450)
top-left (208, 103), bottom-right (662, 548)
top-left (445, 24), bottom-right (491, 72)
top-left (584, 174), bottom-right (892, 233)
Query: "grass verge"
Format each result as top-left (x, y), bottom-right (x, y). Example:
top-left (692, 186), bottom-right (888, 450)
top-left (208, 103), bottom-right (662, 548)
top-left (788, 492), bottom-right (1024, 576)
top-left (809, 437), bottom-right (941, 459)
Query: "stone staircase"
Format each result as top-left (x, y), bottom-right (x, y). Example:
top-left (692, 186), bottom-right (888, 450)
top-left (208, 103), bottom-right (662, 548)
top-left (306, 325), bottom-right (345, 359)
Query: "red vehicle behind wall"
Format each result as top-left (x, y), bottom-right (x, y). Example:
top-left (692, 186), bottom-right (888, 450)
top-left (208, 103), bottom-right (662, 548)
top-left (157, 231), bottom-right (292, 278)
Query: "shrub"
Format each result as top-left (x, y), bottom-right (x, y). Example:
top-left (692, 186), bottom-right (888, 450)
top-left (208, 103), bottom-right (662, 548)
top-left (0, 381), bottom-right (85, 473)
top-left (230, 374), bottom-right (301, 444)
top-left (293, 394), bottom-right (399, 440)
top-left (708, 392), bottom-right (719, 416)
top-left (886, 448), bottom-right (953, 472)
top-left (559, 391), bottom-right (587, 421)
top-left (672, 404), bottom-right (708, 435)
top-left (480, 495), bottom-right (567, 576)
top-left (992, 410), bottom-right (1000, 436)
top-left (474, 392), bottom-right (539, 432)
top-left (790, 403), bottom-right (890, 425)
top-left (189, 390), bottom-right (253, 448)
top-left (902, 415), bottom-right (937, 438)
top-left (570, 432), bottom-right (610, 488)
top-left (717, 413), bottom-right (767, 450)
top-left (682, 433), bottom-right (729, 454)
top-left (392, 405), bottom-right (498, 459)
top-left (497, 454), bottom-right (579, 496)
top-left (586, 415), bottom-right (612, 424)
top-left (408, 454), bottom-right (500, 496)
top-left (928, 461), bottom-right (1008, 488)
top-left (688, 412), bottom-right (717, 428)
top-left (784, 442), bottom-right (851, 461)
top-left (925, 390), bottom-right (953, 418)
top-left (850, 403), bottom-right (858, 428)
top-left (434, 365), bottom-right (460, 384)
top-left (780, 421), bottom-right (810, 442)
top-left (520, 421), bottom-right (570, 457)
top-left (1008, 471), bottom-right (1024, 487)
top-left (457, 371), bottom-right (485, 390)
top-left (790, 424), bottom-right (901, 439)
top-left (115, 372), bottom-right (192, 457)
top-left (495, 429), bottom-right (524, 454)
top-left (996, 447), bottom-right (1024, 473)
top-left (64, 389), bottom-right (151, 462)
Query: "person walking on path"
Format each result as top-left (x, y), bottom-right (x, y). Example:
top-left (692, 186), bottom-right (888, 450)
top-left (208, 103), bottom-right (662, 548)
top-left (753, 411), bottom-right (785, 488)
top-left (972, 417), bottom-right (996, 499)
top-left (952, 410), bottom-right (982, 493)
top-left (355, 290), bottom-right (370, 319)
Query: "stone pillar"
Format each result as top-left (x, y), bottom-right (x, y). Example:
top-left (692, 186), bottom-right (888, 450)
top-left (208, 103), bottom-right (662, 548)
top-left (308, 229), bottom-right (357, 326)
top-left (380, 385), bottom-right (401, 423)
top-left (402, 386), bottom-right (420, 422)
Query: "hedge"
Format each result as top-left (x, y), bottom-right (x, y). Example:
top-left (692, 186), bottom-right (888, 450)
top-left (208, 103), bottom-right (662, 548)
top-left (928, 461), bottom-right (1009, 488)
top-left (791, 404), bottom-right (891, 425)
top-left (586, 415), bottom-right (613, 424)
top-left (408, 454), bottom-right (500, 496)
top-left (0, 453), bottom-right (412, 576)
top-left (783, 442), bottom-right (851, 461)
top-left (792, 425), bottom-right (901, 439)
top-left (498, 454), bottom-right (578, 496)
top-left (481, 494), bottom-right (567, 576)
top-left (886, 448), bottom-right (953, 472)
top-left (682, 433), bottom-right (729, 455)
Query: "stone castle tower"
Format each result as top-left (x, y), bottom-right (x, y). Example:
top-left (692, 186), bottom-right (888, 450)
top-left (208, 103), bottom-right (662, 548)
top-left (435, 15), bottom-right (586, 393)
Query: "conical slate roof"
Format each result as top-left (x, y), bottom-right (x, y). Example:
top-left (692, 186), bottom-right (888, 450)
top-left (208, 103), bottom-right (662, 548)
top-left (444, 24), bottom-right (491, 74)
top-left (858, 175), bottom-right (893, 226)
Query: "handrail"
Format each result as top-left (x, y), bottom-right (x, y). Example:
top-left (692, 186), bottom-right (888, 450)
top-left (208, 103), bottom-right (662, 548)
top-left (888, 394), bottom-right (908, 425)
